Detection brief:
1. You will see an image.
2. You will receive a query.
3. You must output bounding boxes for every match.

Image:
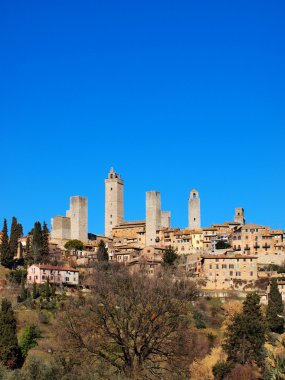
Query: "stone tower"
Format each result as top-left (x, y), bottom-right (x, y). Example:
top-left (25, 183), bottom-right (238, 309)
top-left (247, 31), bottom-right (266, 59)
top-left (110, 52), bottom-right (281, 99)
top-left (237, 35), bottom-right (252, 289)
top-left (161, 211), bottom-right (171, 229)
top-left (234, 208), bottom-right (245, 225)
top-left (146, 191), bottom-right (161, 246)
top-left (105, 168), bottom-right (124, 237)
top-left (188, 189), bottom-right (201, 229)
top-left (69, 196), bottom-right (88, 242)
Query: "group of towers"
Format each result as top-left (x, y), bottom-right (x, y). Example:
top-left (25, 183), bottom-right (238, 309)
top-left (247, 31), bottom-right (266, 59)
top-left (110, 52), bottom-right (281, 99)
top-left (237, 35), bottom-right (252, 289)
top-left (105, 168), bottom-right (201, 243)
top-left (51, 168), bottom-right (201, 244)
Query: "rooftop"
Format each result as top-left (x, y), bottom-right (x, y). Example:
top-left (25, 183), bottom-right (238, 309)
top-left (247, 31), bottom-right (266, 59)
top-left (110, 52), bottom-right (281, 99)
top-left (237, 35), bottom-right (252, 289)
top-left (31, 264), bottom-right (79, 272)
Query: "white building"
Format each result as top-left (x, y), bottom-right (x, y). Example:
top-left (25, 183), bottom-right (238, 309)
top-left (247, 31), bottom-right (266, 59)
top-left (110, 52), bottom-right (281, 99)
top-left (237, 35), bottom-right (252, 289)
top-left (27, 264), bottom-right (79, 286)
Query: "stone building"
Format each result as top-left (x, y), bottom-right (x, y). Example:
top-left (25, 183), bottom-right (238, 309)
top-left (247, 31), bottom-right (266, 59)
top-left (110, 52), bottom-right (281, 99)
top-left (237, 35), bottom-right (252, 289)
top-left (105, 168), bottom-right (124, 237)
top-left (188, 189), bottom-right (201, 229)
top-left (112, 221), bottom-right (146, 248)
top-left (232, 224), bottom-right (283, 257)
top-left (199, 252), bottom-right (258, 289)
top-left (51, 196), bottom-right (88, 243)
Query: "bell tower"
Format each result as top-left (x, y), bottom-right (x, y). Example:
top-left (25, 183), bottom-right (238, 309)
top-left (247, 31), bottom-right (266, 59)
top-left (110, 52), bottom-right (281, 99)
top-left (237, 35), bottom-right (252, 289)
top-left (105, 168), bottom-right (124, 237)
top-left (188, 189), bottom-right (201, 229)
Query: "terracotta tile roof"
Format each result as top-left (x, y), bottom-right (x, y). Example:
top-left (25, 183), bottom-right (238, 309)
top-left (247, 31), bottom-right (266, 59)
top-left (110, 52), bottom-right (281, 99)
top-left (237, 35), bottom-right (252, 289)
top-left (202, 254), bottom-right (257, 259)
top-left (33, 264), bottom-right (79, 272)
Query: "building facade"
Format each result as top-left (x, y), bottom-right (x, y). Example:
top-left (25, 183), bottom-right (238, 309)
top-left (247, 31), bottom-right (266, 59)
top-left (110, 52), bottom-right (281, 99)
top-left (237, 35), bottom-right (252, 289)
top-left (27, 264), bottom-right (79, 286)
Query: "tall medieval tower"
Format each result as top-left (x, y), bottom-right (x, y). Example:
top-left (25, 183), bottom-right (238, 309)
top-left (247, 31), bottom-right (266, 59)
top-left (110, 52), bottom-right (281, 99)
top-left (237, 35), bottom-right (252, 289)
top-left (69, 196), bottom-right (88, 242)
top-left (188, 189), bottom-right (201, 229)
top-left (146, 191), bottom-right (161, 246)
top-left (105, 168), bottom-right (124, 237)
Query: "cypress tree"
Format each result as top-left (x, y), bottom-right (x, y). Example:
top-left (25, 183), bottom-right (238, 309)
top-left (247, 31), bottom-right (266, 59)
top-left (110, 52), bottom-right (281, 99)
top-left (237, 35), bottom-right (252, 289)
top-left (19, 272), bottom-right (28, 302)
top-left (0, 219), bottom-right (14, 269)
top-left (163, 246), bottom-right (178, 266)
top-left (32, 222), bottom-right (43, 263)
top-left (9, 217), bottom-right (23, 258)
top-left (32, 282), bottom-right (39, 299)
top-left (0, 298), bottom-right (21, 369)
top-left (97, 240), bottom-right (109, 262)
top-left (224, 292), bottom-right (266, 367)
top-left (267, 279), bottom-right (284, 334)
top-left (41, 221), bottom-right (49, 262)
top-left (24, 236), bottom-right (33, 266)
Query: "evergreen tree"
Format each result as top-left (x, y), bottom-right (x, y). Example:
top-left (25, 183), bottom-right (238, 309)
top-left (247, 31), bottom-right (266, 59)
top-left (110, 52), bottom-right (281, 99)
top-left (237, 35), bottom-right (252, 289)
top-left (32, 282), bottom-right (39, 299)
top-left (64, 239), bottom-right (84, 251)
top-left (97, 240), bottom-right (109, 262)
top-left (163, 246), bottom-right (178, 266)
top-left (267, 279), bottom-right (284, 334)
top-left (19, 325), bottom-right (40, 358)
top-left (24, 236), bottom-right (33, 267)
top-left (9, 217), bottom-right (23, 258)
top-left (19, 275), bottom-right (28, 302)
top-left (224, 292), bottom-right (266, 367)
top-left (43, 278), bottom-right (51, 299)
top-left (0, 298), bottom-right (21, 369)
top-left (0, 219), bottom-right (14, 269)
top-left (41, 221), bottom-right (49, 262)
top-left (31, 222), bottom-right (43, 263)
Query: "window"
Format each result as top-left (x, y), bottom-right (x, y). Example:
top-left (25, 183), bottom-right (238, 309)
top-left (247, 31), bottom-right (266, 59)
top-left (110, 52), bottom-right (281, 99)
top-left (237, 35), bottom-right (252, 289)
top-left (216, 265), bottom-right (219, 269)
top-left (222, 264), bottom-right (227, 269)
top-left (65, 277), bottom-right (69, 282)
top-left (250, 272), bottom-right (254, 276)
top-left (42, 275), bottom-right (46, 280)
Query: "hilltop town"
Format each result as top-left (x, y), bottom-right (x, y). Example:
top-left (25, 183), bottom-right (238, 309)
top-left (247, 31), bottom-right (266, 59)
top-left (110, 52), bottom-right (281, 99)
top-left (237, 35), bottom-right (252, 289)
top-left (18, 167), bottom-right (282, 297)
top-left (0, 168), bottom-right (284, 379)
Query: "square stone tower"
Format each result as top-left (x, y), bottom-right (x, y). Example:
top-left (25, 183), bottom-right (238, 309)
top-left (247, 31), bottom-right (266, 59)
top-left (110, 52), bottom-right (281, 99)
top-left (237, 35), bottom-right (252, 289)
top-left (105, 168), bottom-right (124, 237)
top-left (146, 191), bottom-right (161, 246)
top-left (161, 211), bottom-right (171, 228)
top-left (234, 208), bottom-right (245, 225)
top-left (69, 196), bottom-right (88, 242)
top-left (188, 189), bottom-right (201, 229)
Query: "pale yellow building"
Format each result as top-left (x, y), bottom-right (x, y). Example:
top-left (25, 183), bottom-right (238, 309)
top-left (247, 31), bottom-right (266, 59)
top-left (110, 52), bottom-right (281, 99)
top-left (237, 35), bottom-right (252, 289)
top-left (199, 252), bottom-right (258, 289)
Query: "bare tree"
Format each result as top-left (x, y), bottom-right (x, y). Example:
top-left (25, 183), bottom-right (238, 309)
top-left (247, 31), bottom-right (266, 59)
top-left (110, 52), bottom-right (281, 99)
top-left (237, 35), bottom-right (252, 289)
top-left (57, 266), bottom-right (198, 379)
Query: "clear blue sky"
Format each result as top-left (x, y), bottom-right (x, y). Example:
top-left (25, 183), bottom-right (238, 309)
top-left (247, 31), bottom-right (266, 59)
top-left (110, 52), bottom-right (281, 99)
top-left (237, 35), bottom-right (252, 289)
top-left (0, 0), bottom-right (284, 234)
